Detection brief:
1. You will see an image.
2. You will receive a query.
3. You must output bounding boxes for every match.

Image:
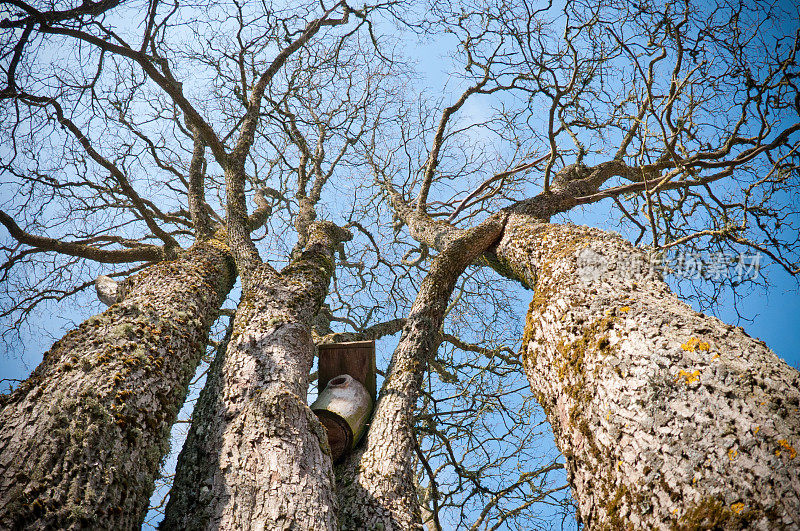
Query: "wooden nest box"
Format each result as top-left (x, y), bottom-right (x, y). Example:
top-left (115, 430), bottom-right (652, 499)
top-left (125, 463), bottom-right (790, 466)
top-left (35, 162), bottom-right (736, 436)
top-left (310, 340), bottom-right (376, 462)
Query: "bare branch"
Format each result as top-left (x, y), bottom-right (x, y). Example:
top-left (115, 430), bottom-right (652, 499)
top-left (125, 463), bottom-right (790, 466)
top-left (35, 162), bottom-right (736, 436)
top-left (0, 210), bottom-right (164, 263)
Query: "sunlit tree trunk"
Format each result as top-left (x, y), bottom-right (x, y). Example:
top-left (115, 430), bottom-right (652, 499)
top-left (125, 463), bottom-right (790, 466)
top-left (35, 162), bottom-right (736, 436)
top-left (163, 222), bottom-right (348, 530)
top-left (336, 215), bottom-right (505, 530)
top-left (497, 219), bottom-right (800, 529)
top-left (0, 238), bottom-right (235, 530)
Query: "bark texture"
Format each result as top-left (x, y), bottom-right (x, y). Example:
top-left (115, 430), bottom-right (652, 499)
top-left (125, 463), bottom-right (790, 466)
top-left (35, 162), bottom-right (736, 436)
top-left (496, 219), bottom-right (800, 529)
top-left (336, 215), bottom-right (506, 530)
top-left (0, 239), bottom-right (235, 530)
top-left (163, 221), bottom-right (349, 530)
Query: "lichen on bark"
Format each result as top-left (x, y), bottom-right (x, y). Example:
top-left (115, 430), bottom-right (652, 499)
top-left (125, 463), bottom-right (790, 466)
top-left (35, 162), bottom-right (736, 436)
top-left (501, 221), bottom-right (800, 529)
top-left (0, 239), bottom-right (235, 529)
top-left (335, 214), bottom-right (506, 530)
top-left (163, 221), bottom-right (350, 530)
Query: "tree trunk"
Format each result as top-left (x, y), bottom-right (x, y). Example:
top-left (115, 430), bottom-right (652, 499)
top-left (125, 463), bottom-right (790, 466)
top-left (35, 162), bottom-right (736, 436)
top-left (495, 219), bottom-right (800, 529)
top-left (163, 221), bottom-right (349, 530)
top-left (336, 215), bottom-right (505, 530)
top-left (0, 239), bottom-right (235, 530)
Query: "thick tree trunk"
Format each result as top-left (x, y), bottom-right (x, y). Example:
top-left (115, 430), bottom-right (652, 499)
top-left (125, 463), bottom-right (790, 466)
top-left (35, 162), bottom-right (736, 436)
top-left (0, 239), bottom-right (235, 530)
top-left (336, 215), bottom-right (505, 530)
top-left (496, 219), bottom-right (800, 529)
top-left (163, 221), bottom-right (349, 530)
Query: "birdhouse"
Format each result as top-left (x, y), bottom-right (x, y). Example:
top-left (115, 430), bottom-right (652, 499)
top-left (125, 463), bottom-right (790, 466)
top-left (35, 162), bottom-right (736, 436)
top-left (310, 340), bottom-right (376, 461)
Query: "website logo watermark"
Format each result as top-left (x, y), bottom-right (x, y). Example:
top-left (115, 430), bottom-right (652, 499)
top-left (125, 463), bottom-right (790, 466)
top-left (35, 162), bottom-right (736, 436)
top-left (576, 248), bottom-right (762, 282)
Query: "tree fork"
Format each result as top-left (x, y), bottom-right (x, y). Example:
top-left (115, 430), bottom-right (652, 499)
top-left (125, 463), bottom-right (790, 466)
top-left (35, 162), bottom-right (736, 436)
top-left (497, 220), bottom-right (800, 528)
top-left (0, 238), bottom-right (236, 529)
top-left (164, 221), bottom-right (350, 530)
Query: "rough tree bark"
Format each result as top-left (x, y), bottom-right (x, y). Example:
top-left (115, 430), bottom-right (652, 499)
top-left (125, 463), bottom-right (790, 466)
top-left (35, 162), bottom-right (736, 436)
top-left (336, 214), bottom-right (506, 530)
top-left (496, 218), bottom-right (800, 529)
top-left (0, 237), bottom-right (235, 530)
top-left (163, 221), bottom-right (350, 530)
top-left (389, 175), bottom-right (799, 527)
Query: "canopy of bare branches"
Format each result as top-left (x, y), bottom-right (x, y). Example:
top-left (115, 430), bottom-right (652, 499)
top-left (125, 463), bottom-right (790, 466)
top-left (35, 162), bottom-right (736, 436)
top-left (1, 0), bottom-right (798, 527)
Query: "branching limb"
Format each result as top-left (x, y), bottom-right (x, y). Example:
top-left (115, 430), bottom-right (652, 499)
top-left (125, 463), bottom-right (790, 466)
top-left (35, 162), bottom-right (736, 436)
top-left (447, 157), bottom-right (547, 223)
top-left (11, 92), bottom-right (181, 251)
top-left (0, 0), bottom-right (122, 29)
top-left (315, 317), bottom-right (406, 344)
top-left (225, 2), bottom-right (352, 285)
top-left (416, 68), bottom-right (493, 212)
top-left (0, 210), bottom-right (164, 263)
top-left (33, 23), bottom-right (227, 163)
top-left (187, 128), bottom-right (214, 240)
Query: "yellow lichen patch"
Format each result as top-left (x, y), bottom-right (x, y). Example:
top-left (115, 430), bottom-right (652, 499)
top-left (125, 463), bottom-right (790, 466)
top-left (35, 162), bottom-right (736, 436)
top-left (712, 354), bottom-right (720, 360)
top-left (676, 369), bottom-right (701, 384)
top-left (777, 439), bottom-right (797, 459)
top-left (753, 426), bottom-right (760, 434)
top-left (728, 449), bottom-right (737, 461)
top-left (619, 306), bottom-right (631, 313)
top-left (681, 337), bottom-right (710, 352)
top-left (115, 390), bottom-right (132, 400)
top-left (679, 496), bottom-right (751, 528)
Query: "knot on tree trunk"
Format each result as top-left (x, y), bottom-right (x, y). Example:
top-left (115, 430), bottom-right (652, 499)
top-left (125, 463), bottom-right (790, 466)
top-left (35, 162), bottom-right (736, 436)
top-left (95, 275), bottom-right (126, 305)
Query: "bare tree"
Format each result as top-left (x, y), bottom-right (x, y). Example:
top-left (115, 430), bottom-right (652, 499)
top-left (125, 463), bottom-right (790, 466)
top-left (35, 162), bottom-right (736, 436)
top-left (341, 0), bottom-right (800, 528)
top-left (0, 0), bottom-right (246, 527)
top-left (1, 0), bottom-right (799, 529)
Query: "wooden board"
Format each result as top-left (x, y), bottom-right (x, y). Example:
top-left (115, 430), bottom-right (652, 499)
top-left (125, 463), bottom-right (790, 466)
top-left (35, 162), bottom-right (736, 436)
top-left (317, 340), bottom-right (376, 402)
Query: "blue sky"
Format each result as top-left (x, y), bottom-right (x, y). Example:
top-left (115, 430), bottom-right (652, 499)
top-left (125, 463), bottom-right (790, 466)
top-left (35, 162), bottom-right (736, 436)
top-left (1, 1), bottom-right (798, 528)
